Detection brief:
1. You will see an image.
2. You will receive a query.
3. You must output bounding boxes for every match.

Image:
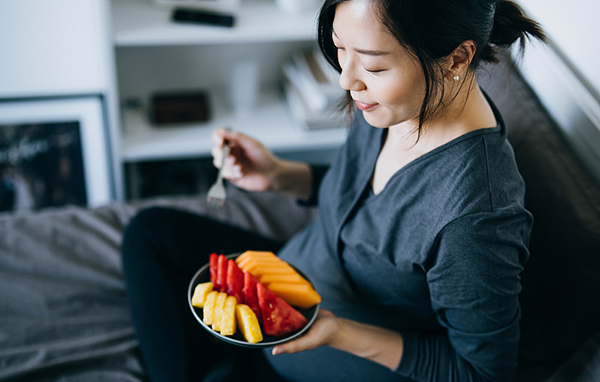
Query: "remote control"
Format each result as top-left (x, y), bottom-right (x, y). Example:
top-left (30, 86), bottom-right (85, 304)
top-left (172, 8), bottom-right (235, 28)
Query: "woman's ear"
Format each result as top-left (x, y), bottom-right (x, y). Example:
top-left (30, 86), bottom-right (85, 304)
top-left (445, 40), bottom-right (476, 81)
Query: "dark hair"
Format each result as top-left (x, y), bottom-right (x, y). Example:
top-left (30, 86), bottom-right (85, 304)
top-left (317, 0), bottom-right (546, 133)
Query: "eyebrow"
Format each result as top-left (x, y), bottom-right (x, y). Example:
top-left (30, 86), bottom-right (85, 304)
top-left (332, 29), bottom-right (391, 57)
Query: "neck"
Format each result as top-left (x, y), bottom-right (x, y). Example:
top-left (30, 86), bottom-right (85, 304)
top-left (387, 79), bottom-right (496, 154)
top-left (371, 78), bottom-right (497, 195)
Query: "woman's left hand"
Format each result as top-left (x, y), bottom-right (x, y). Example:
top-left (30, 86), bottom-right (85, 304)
top-left (270, 308), bottom-right (405, 370)
top-left (272, 309), bottom-right (340, 355)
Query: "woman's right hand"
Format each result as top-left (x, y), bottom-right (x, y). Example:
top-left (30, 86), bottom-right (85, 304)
top-left (211, 128), bottom-right (313, 200)
top-left (211, 128), bottom-right (280, 192)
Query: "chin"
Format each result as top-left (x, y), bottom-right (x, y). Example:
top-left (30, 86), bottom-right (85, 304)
top-left (361, 111), bottom-right (395, 129)
top-left (363, 108), bottom-right (418, 130)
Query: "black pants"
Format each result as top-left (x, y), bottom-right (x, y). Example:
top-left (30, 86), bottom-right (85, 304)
top-left (121, 207), bottom-right (286, 382)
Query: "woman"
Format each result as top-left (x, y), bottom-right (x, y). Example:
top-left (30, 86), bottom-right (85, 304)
top-left (122, 0), bottom-right (544, 381)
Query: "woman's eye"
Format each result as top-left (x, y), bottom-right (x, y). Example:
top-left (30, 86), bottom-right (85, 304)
top-left (365, 68), bottom-right (385, 73)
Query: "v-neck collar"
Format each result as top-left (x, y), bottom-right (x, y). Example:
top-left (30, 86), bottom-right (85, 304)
top-left (366, 91), bottom-right (504, 198)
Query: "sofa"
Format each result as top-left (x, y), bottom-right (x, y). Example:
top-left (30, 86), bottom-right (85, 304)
top-left (1, 55), bottom-right (599, 381)
top-left (478, 62), bottom-right (600, 381)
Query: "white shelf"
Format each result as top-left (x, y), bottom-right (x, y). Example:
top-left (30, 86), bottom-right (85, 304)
top-left (113, 0), bottom-right (346, 169)
top-left (112, 0), bottom-right (320, 46)
top-left (120, 90), bottom-right (347, 162)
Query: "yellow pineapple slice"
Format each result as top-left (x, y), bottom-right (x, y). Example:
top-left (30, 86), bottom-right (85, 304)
top-left (203, 291), bottom-right (218, 326)
top-left (192, 282), bottom-right (214, 308)
top-left (212, 292), bottom-right (227, 332)
top-left (235, 304), bottom-right (263, 343)
top-left (220, 296), bottom-right (237, 336)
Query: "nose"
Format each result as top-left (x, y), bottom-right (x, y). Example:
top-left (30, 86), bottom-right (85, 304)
top-left (338, 56), bottom-right (365, 92)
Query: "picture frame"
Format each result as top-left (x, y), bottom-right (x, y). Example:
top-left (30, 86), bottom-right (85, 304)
top-left (0, 96), bottom-right (113, 212)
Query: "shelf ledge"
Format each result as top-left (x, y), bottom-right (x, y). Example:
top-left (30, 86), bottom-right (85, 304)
top-left (120, 91), bottom-right (347, 162)
top-left (112, 0), bottom-right (320, 46)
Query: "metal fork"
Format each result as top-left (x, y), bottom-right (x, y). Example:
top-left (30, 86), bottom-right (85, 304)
top-left (206, 143), bottom-right (230, 207)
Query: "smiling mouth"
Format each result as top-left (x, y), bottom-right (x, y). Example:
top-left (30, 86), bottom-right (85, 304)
top-left (354, 100), bottom-right (378, 111)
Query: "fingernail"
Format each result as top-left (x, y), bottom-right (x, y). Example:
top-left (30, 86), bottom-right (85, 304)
top-left (272, 347), bottom-right (280, 355)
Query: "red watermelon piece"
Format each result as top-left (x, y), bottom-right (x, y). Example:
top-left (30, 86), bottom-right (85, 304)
top-left (257, 282), bottom-right (308, 337)
top-left (226, 259), bottom-right (244, 303)
top-left (216, 254), bottom-right (228, 292)
top-left (209, 253), bottom-right (219, 287)
top-left (243, 271), bottom-right (261, 323)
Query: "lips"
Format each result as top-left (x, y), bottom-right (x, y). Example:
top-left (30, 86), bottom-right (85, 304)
top-left (354, 100), bottom-right (378, 112)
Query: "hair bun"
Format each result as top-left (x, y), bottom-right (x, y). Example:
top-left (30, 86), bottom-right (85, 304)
top-left (490, 0), bottom-right (545, 48)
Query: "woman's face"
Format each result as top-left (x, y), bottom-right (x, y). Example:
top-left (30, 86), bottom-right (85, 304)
top-left (332, 0), bottom-right (426, 129)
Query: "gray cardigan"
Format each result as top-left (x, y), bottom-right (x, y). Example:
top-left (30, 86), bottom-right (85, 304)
top-left (267, 102), bottom-right (533, 382)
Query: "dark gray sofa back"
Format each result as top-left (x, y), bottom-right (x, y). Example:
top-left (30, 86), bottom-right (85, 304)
top-left (479, 59), bottom-right (600, 380)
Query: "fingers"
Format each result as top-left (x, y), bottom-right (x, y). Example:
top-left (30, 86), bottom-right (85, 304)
top-left (271, 332), bottom-right (321, 355)
top-left (211, 127), bottom-right (236, 168)
top-left (317, 309), bottom-right (335, 317)
top-left (221, 159), bottom-right (242, 179)
top-left (211, 146), bottom-right (242, 178)
top-left (211, 128), bottom-right (246, 167)
top-left (212, 127), bottom-right (230, 145)
top-left (213, 127), bottom-right (264, 154)
top-left (211, 127), bottom-right (245, 147)
top-left (271, 310), bottom-right (337, 356)
top-left (211, 145), bottom-right (225, 167)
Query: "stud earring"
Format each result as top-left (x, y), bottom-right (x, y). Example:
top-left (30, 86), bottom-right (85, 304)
top-left (453, 75), bottom-right (460, 81)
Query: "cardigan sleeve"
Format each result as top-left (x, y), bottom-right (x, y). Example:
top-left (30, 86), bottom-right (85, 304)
top-left (396, 207), bottom-right (532, 382)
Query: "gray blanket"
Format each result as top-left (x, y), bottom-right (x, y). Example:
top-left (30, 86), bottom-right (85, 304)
top-left (0, 187), bottom-right (316, 381)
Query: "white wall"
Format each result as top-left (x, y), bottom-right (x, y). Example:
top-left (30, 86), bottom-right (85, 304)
top-left (0, 0), bottom-right (123, 200)
top-left (0, 0), bottom-right (109, 98)
top-left (515, 0), bottom-right (600, 183)
top-left (517, 0), bottom-right (600, 97)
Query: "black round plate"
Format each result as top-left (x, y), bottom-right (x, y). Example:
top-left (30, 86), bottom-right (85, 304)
top-left (187, 253), bottom-right (320, 348)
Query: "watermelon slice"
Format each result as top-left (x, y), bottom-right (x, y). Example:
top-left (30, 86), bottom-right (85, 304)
top-left (257, 282), bottom-right (308, 337)
top-left (243, 271), bottom-right (261, 323)
top-left (226, 259), bottom-right (244, 304)
top-left (209, 253), bottom-right (219, 287)
top-left (216, 254), bottom-right (228, 292)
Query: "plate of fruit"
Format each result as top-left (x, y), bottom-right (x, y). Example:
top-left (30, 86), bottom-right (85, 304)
top-left (188, 250), bottom-right (321, 348)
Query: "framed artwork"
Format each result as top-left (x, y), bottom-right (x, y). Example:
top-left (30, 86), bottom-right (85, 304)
top-left (0, 96), bottom-right (112, 212)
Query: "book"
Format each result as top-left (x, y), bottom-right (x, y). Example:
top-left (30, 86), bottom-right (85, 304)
top-left (282, 49), bottom-right (346, 130)
top-left (283, 80), bottom-right (344, 130)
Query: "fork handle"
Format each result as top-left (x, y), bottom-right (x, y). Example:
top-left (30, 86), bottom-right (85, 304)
top-left (217, 144), bottom-right (230, 182)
